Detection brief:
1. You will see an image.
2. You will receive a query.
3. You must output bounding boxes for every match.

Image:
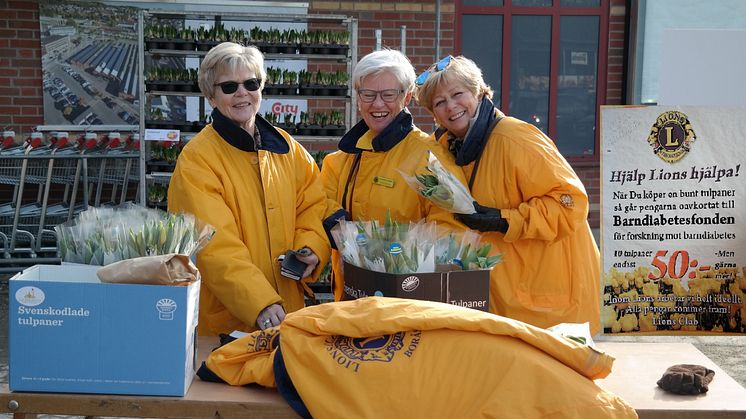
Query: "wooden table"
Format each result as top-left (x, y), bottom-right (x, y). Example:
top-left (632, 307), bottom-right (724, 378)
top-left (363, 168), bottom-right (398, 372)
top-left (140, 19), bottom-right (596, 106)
top-left (0, 337), bottom-right (298, 419)
top-left (1, 339), bottom-right (745, 418)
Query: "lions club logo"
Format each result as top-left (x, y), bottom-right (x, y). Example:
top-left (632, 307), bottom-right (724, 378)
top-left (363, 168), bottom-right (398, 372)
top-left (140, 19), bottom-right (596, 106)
top-left (251, 329), bottom-right (280, 352)
top-left (647, 111), bottom-right (696, 163)
top-left (331, 332), bottom-right (406, 363)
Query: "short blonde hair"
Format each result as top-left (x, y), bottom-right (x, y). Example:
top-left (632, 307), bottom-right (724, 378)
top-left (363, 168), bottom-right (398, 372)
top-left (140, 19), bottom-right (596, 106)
top-left (415, 55), bottom-right (493, 113)
top-left (198, 42), bottom-right (266, 99)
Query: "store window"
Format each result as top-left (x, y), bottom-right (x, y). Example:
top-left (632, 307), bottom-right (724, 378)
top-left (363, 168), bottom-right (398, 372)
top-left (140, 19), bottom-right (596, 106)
top-left (513, 0), bottom-right (552, 6)
top-left (461, 15), bottom-right (503, 106)
top-left (456, 0), bottom-right (608, 159)
top-left (557, 15), bottom-right (599, 156)
top-left (463, 0), bottom-right (504, 5)
top-left (510, 15), bottom-right (551, 134)
top-left (561, 0), bottom-right (600, 6)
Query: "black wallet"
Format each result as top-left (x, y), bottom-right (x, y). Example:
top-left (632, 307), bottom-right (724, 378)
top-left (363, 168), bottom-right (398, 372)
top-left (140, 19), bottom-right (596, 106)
top-left (280, 250), bottom-right (309, 281)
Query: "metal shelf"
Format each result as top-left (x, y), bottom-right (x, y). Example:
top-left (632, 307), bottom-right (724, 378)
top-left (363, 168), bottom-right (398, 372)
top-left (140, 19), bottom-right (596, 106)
top-left (36, 125), bottom-right (139, 132)
top-left (146, 49), bottom-right (350, 61)
top-left (146, 10), bottom-right (353, 24)
top-left (146, 90), bottom-right (349, 100)
top-left (138, 9), bottom-right (358, 205)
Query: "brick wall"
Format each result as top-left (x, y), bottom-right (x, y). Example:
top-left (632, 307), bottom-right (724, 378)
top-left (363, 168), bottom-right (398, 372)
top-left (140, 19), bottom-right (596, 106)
top-left (0, 0), bottom-right (43, 136)
top-left (607, 0), bottom-right (627, 106)
top-left (588, 0), bottom-right (629, 227)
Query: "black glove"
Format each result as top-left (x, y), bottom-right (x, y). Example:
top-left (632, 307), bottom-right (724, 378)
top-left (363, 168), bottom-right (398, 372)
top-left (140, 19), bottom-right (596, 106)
top-left (456, 201), bottom-right (509, 233)
top-left (657, 364), bottom-right (715, 395)
top-left (323, 209), bottom-right (349, 250)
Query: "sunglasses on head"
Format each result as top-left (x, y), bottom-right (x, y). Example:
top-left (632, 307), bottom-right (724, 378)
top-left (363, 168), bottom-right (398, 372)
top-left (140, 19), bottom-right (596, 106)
top-left (415, 55), bottom-right (454, 86)
top-left (214, 78), bottom-right (262, 94)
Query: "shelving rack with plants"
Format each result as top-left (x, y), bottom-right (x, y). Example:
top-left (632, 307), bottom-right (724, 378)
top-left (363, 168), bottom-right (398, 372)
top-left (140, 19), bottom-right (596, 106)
top-left (138, 9), bottom-right (358, 207)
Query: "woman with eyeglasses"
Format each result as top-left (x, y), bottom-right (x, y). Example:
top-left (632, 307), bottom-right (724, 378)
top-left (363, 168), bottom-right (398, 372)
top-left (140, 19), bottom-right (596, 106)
top-left (416, 55), bottom-right (601, 334)
top-left (168, 42), bottom-right (330, 335)
top-left (320, 49), bottom-right (467, 301)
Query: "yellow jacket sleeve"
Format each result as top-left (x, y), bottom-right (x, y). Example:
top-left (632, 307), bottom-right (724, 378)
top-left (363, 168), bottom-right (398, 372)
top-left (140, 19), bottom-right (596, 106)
top-left (481, 118), bottom-right (590, 244)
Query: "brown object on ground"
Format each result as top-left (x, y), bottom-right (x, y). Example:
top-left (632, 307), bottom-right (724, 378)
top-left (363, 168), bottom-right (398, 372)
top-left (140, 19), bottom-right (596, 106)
top-left (657, 364), bottom-right (715, 395)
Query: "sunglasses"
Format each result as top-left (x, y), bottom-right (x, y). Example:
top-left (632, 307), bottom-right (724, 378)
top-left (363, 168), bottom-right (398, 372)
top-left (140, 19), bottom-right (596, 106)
top-left (214, 78), bottom-right (262, 94)
top-left (357, 88), bottom-right (403, 103)
top-left (415, 55), bottom-right (454, 86)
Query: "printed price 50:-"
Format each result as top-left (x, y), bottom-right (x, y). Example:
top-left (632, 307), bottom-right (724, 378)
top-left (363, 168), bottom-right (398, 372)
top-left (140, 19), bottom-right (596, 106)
top-left (648, 250), bottom-right (710, 280)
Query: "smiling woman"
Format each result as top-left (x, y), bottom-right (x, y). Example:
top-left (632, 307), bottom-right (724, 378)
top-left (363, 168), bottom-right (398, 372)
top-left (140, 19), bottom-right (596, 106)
top-left (167, 42), bottom-right (331, 336)
top-left (318, 49), bottom-right (468, 301)
top-left (416, 55), bottom-right (602, 333)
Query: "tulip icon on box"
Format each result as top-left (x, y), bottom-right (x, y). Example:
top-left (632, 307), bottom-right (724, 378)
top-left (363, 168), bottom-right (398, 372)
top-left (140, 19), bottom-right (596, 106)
top-left (156, 298), bottom-right (177, 320)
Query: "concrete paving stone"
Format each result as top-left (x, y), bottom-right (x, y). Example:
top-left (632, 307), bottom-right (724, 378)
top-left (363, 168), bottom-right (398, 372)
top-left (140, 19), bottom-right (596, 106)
top-left (596, 334), bottom-right (746, 388)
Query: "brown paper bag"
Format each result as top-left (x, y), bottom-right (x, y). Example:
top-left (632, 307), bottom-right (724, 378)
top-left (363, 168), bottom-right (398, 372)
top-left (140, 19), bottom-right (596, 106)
top-left (97, 253), bottom-right (199, 286)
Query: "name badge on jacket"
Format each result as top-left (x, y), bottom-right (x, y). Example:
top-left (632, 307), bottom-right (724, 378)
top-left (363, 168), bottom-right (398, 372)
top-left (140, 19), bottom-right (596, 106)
top-left (372, 176), bottom-right (395, 188)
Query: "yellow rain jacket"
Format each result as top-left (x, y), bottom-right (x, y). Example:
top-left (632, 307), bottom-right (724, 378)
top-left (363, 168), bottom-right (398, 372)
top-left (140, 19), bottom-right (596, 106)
top-left (201, 297), bottom-right (637, 419)
top-left (168, 111), bottom-right (331, 336)
top-left (321, 110), bottom-right (466, 300)
top-left (437, 108), bottom-right (601, 334)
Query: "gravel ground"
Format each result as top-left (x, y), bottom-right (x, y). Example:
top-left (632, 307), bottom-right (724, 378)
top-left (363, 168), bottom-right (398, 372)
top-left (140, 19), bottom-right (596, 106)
top-left (1, 277), bottom-right (744, 418)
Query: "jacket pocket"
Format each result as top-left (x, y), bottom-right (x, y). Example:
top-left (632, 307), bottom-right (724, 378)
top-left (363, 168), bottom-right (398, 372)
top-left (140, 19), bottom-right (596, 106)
top-left (512, 241), bottom-right (575, 311)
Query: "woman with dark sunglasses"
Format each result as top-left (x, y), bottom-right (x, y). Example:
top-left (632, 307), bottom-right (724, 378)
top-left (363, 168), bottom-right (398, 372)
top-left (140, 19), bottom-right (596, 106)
top-left (168, 42), bottom-right (330, 335)
top-left (416, 55), bottom-right (601, 334)
top-left (320, 49), bottom-right (466, 301)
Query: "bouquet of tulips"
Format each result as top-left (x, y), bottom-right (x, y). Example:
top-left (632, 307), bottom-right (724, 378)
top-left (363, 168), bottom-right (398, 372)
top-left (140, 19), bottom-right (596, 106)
top-left (55, 203), bottom-right (215, 266)
top-left (332, 212), bottom-right (436, 274)
top-left (399, 151), bottom-right (476, 214)
top-left (435, 228), bottom-right (502, 270)
top-left (331, 212), bottom-right (502, 274)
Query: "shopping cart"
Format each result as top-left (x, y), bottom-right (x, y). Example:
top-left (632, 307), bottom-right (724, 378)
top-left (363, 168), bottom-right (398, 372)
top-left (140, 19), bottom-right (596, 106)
top-left (0, 126), bottom-right (140, 272)
top-left (0, 133), bottom-right (48, 257)
top-left (86, 132), bottom-right (140, 207)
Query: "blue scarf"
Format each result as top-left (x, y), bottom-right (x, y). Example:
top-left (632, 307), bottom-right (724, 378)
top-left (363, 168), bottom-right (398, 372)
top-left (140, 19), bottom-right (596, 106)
top-left (338, 109), bottom-right (414, 153)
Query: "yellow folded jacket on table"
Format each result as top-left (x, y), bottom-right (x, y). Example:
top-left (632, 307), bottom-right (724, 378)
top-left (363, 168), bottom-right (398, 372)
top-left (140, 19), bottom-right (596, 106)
top-left (203, 297), bottom-right (637, 419)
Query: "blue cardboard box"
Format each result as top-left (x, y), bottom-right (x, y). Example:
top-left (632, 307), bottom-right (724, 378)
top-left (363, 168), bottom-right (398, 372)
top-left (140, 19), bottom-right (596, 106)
top-left (9, 264), bottom-right (200, 396)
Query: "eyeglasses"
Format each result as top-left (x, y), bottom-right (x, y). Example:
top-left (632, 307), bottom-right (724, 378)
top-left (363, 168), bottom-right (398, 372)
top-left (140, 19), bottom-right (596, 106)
top-left (214, 78), bottom-right (262, 94)
top-left (415, 55), bottom-right (454, 86)
top-left (357, 89), bottom-right (403, 103)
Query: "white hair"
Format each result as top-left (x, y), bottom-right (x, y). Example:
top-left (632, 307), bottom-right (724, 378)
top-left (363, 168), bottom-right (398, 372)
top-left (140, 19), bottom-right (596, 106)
top-left (352, 49), bottom-right (416, 94)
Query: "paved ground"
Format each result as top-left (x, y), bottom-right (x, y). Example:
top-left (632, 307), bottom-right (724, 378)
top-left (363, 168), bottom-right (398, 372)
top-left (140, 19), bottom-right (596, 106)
top-left (0, 276), bottom-right (744, 418)
top-left (595, 333), bottom-right (746, 388)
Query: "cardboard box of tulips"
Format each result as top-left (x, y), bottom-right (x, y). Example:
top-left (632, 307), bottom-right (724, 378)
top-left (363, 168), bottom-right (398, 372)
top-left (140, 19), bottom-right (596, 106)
top-left (332, 213), bottom-right (500, 312)
top-left (9, 205), bottom-right (214, 396)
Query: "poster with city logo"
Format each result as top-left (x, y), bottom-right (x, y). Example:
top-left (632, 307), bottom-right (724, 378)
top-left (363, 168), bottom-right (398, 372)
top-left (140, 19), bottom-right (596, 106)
top-left (601, 106), bottom-right (745, 335)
